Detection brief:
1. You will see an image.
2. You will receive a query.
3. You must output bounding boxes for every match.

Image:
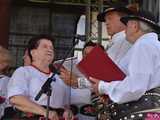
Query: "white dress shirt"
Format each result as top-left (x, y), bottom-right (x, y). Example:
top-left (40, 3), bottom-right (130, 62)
top-left (107, 31), bottom-right (132, 64)
top-left (99, 33), bottom-right (160, 104)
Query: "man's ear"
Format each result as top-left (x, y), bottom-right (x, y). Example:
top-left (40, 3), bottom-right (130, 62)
top-left (134, 21), bottom-right (140, 33)
top-left (0, 62), bottom-right (7, 72)
top-left (30, 50), bottom-right (36, 57)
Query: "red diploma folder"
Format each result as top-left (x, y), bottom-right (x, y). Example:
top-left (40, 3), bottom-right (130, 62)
top-left (77, 46), bottom-right (126, 82)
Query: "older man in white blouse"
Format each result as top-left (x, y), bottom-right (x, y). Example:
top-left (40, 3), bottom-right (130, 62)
top-left (90, 10), bottom-right (160, 120)
top-left (97, 6), bottom-right (134, 64)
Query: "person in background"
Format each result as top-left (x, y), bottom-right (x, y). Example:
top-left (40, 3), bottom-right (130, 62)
top-left (0, 45), bottom-right (12, 119)
top-left (3, 35), bottom-right (67, 120)
top-left (82, 41), bottom-right (104, 58)
top-left (60, 41), bottom-right (104, 88)
top-left (90, 10), bottom-right (160, 120)
top-left (23, 48), bottom-right (31, 66)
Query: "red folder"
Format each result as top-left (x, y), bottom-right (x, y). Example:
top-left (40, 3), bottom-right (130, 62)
top-left (77, 46), bottom-right (126, 82)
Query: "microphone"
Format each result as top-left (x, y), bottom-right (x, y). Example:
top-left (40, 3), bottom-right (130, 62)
top-left (35, 74), bottom-right (56, 101)
top-left (74, 34), bottom-right (86, 41)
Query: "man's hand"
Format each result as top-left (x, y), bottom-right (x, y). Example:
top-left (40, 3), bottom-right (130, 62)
top-left (48, 110), bottom-right (59, 120)
top-left (89, 77), bottom-right (100, 95)
top-left (60, 67), bottom-right (78, 88)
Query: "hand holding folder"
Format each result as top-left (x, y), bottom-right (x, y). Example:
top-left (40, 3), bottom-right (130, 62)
top-left (54, 57), bottom-right (84, 77)
top-left (77, 46), bottom-right (126, 82)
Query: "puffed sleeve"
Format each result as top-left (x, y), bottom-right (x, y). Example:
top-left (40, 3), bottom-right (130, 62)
top-left (98, 40), bottom-right (154, 103)
top-left (7, 67), bottom-right (29, 99)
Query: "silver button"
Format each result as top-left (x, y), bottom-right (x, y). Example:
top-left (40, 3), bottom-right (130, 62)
top-left (144, 98), bottom-right (148, 101)
top-left (138, 113), bottom-right (143, 117)
top-left (131, 115), bottom-right (135, 118)
top-left (111, 104), bottom-right (114, 108)
top-left (113, 112), bottom-right (117, 115)
top-left (124, 117), bottom-right (127, 120)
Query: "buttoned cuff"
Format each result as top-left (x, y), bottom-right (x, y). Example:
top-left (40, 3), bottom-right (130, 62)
top-left (78, 77), bottom-right (91, 89)
top-left (98, 81), bottom-right (109, 94)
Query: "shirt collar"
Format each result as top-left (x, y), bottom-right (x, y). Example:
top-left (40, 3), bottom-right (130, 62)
top-left (112, 31), bottom-right (126, 43)
top-left (0, 74), bottom-right (5, 79)
top-left (136, 32), bottom-right (158, 43)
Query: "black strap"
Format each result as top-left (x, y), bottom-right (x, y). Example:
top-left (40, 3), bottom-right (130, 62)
top-left (98, 87), bottom-right (160, 120)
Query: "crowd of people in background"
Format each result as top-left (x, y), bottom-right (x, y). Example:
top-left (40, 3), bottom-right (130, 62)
top-left (1, 3), bottom-right (160, 120)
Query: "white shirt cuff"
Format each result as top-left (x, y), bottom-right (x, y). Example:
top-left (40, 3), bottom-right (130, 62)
top-left (78, 77), bottom-right (91, 89)
top-left (98, 81), bottom-right (109, 94)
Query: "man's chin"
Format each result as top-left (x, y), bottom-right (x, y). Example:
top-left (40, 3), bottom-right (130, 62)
top-left (43, 58), bottom-right (53, 64)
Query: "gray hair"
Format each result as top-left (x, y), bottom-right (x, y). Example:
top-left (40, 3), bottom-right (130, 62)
top-left (139, 21), bottom-right (154, 33)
